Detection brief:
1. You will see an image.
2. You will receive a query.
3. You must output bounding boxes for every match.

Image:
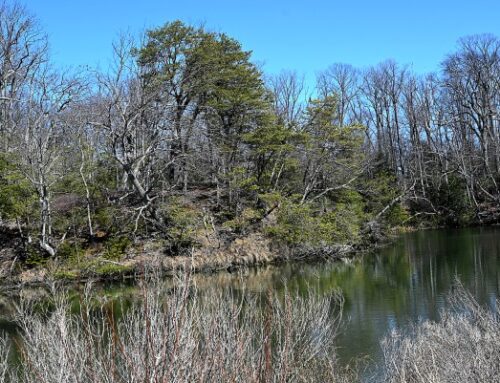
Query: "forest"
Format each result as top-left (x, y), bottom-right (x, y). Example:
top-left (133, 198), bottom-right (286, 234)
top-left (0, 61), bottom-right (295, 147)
top-left (1, 1), bottom-right (500, 282)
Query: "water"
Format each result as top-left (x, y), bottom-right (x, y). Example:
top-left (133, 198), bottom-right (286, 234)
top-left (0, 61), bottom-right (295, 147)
top-left (270, 226), bottom-right (500, 367)
top-left (2, 226), bottom-right (500, 375)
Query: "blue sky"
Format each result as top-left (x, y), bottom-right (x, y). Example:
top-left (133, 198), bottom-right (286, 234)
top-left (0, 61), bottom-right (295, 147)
top-left (27, 0), bottom-right (500, 87)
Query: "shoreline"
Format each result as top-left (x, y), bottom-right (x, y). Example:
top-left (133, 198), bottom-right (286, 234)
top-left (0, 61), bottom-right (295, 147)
top-left (0, 228), bottom-right (401, 292)
top-left (3, 222), bottom-right (496, 292)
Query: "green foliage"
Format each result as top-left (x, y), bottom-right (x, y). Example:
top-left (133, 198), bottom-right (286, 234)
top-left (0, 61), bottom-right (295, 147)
top-left (25, 245), bottom-right (49, 267)
top-left (163, 198), bottom-right (200, 255)
top-left (103, 236), bottom-right (132, 260)
top-left (226, 167), bottom-right (258, 192)
top-left (324, 190), bottom-right (367, 242)
top-left (0, 154), bottom-right (36, 220)
top-left (222, 207), bottom-right (262, 234)
top-left (244, 121), bottom-right (305, 190)
top-left (94, 263), bottom-right (132, 277)
top-left (138, 21), bottom-right (269, 123)
top-left (428, 175), bottom-right (473, 226)
top-left (137, 20), bottom-right (202, 87)
top-left (364, 169), bottom-right (401, 216)
top-left (386, 204), bottom-right (410, 227)
top-left (265, 190), bottom-right (368, 246)
top-left (92, 158), bottom-right (119, 191)
top-left (57, 242), bottom-right (85, 260)
top-left (263, 196), bottom-right (318, 245)
top-left (305, 96), bottom-right (365, 153)
top-left (94, 206), bottom-right (122, 233)
top-left (265, 197), bottom-right (317, 245)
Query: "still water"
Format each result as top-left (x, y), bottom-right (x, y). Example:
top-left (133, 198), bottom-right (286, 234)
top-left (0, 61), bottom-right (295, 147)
top-left (280, 226), bottom-right (500, 367)
top-left (2, 226), bottom-right (500, 374)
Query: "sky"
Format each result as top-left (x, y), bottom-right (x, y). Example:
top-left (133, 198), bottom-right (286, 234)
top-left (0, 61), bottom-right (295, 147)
top-left (26, 0), bottom-right (500, 88)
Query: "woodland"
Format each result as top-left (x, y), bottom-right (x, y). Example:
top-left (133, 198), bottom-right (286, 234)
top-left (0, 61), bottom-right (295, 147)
top-left (1, 2), bottom-right (500, 281)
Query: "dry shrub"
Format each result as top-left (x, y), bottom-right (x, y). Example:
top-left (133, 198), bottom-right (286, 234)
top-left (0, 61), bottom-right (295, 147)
top-left (381, 284), bottom-right (500, 383)
top-left (0, 337), bottom-right (10, 382)
top-left (1, 276), bottom-right (355, 383)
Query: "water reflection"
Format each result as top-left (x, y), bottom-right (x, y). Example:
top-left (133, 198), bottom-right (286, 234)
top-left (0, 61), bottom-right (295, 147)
top-left (274, 227), bottom-right (500, 366)
top-left (1, 226), bottom-right (500, 374)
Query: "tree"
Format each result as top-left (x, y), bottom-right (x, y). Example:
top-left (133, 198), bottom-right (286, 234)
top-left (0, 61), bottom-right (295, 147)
top-left (91, 35), bottom-right (170, 234)
top-left (298, 94), bottom-right (366, 204)
top-left (137, 22), bottom-right (271, 209)
top-left (12, 68), bottom-right (81, 255)
top-left (442, 34), bottom-right (500, 201)
top-left (0, 1), bottom-right (47, 151)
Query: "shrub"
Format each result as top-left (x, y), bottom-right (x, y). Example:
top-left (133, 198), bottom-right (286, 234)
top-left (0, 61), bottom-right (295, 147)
top-left (52, 270), bottom-right (79, 280)
top-left (385, 203), bottom-right (410, 227)
top-left (265, 196), bottom-right (317, 245)
top-left (103, 236), bottom-right (132, 260)
top-left (56, 242), bottom-right (85, 261)
top-left (24, 244), bottom-right (49, 267)
top-left (94, 262), bottom-right (132, 276)
top-left (222, 207), bottom-right (262, 234)
top-left (382, 285), bottom-right (500, 383)
top-left (265, 191), bottom-right (367, 246)
top-left (3, 277), bottom-right (355, 383)
top-left (163, 198), bottom-right (200, 255)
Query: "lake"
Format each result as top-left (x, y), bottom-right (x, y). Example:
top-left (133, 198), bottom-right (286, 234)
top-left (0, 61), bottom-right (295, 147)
top-left (2, 226), bottom-right (500, 378)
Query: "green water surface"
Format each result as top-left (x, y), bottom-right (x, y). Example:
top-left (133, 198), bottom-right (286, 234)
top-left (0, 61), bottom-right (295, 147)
top-left (2, 226), bottom-right (500, 376)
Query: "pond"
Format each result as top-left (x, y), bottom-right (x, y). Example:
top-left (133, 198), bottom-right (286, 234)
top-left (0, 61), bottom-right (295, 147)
top-left (2, 226), bottom-right (500, 378)
top-left (280, 226), bottom-right (500, 369)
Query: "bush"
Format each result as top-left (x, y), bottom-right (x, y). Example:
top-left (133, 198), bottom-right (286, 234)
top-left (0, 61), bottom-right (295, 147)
top-left (103, 236), bottom-right (132, 260)
top-left (382, 285), bottom-right (500, 382)
top-left (0, 154), bottom-right (36, 221)
top-left (2, 277), bottom-right (355, 383)
top-left (94, 206), bottom-right (123, 233)
top-left (385, 203), bottom-right (410, 227)
top-left (429, 175), bottom-right (473, 226)
top-left (52, 270), bottom-right (79, 280)
top-left (24, 244), bottom-right (49, 267)
top-left (265, 191), bottom-right (366, 246)
top-left (94, 262), bottom-right (132, 276)
top-left (56, 242), bottom-right (85, 261)
top-left (265, 196), bottom-right (317, 245)
top-left (163, 198), bottom-right (200, 255)
top-left (222, 207), bottom-right (262, 234)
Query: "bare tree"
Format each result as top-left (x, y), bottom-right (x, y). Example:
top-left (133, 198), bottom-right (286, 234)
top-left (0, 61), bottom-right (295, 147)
top-left (0, 1), bottom-right (47, 151)
top-left (12, 67), bottom-right (81, 255)
top-left (91, 35), bottom-right (171, 233)
top-left (317, 63), bottom-right (360, 127)
top-left (442, 34), bottom-right (500, 200)
top-left (269, 70), bottom-right (307, 127)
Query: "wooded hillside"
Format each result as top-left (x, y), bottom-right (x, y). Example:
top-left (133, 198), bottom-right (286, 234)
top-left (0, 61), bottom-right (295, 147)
top-left (1, 2), bottom-right (499, 279)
